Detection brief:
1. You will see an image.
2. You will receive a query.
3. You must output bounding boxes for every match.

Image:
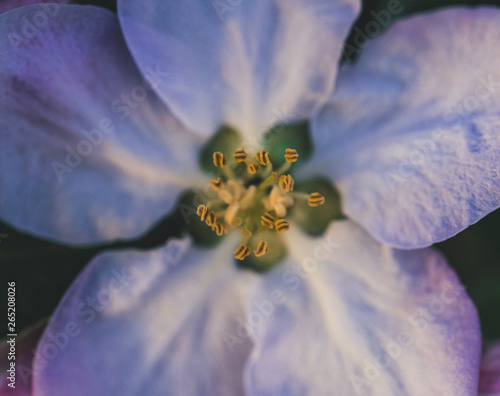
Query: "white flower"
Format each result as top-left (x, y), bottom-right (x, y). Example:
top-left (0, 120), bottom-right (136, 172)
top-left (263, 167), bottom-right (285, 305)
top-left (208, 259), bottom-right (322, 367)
top-left (1, 1), bottom-right (499, 394)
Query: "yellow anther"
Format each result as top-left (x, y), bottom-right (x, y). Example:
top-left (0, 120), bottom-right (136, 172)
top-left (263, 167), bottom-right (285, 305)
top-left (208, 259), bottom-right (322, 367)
top-left (234, 244), bottom-right (251, 260)
top-left (233, 148), bottom-right (247, 162)
top-left (254, 240), bottom-right (269, 257)
top-left (205, 211), bottom-right (217, 226)
top-left (196, 205), bottom-right (209, 221)
top-left (212, 222), bottom-right (227, 236)
top-left (275, 219), bottom-right (290, 233)
top-left (261, 212), bottom-right (276, 229)
top-left (279, 174), bottom-right (294, 192)
top-left (213, 151), bottom-right (227, 168)
top-left (308, 192), bottom-right (325, 207)
top-left (210, 177), bottom-right (224, 191)
top-left (256, 150), bottom-right (270, 166)
top-left (284, 148), bottom-right (298, 163)
top-left (247, 162), bottom-right (260, 174)
top-left (241, 228), bottom-right (253, 238)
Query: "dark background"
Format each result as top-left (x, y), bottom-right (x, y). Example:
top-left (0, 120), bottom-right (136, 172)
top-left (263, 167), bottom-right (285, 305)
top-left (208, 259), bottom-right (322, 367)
top-left (1, 0), bottom-right (499, 343)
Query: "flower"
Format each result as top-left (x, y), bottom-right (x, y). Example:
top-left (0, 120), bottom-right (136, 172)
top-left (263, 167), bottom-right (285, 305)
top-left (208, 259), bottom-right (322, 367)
top-left (1, 1), bottom-right (499, 394)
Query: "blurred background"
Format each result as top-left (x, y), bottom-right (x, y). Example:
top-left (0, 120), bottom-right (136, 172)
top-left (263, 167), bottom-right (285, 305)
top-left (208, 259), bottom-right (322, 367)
top-left (1, 0), bottom-right (499, 343)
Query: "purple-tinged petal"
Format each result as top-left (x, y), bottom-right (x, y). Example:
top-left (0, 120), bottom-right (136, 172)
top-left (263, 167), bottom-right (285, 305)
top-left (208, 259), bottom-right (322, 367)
top-left (33, 236), bottom-right (258, 396)
top-left (479, 341), bottom-right (500, 394)
top-left (244, 221), bottom-right (481, 395)
top-left (117, 0), bottom-right (360, 141)
top-left (0, 0), bottom-right (68, 14)
top-left (0, 5), bottom-right (205, 245)
top-left (0, 320), bottom-right (47, 395)
top-left (305, 7), bottom-right (500, 248)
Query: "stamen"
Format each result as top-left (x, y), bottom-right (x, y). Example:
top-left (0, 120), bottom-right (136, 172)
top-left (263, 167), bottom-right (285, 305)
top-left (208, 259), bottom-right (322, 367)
top-left (261, 212), bottom-right (276, 229)
top-left (233, 148), bottom-right (247, 162)
top-left (200, 146), bottom-right (318, 263)
top-left (213, 152), bottom-right (227, 168)
top-left (275, 219), bottom-right (290, 233)
top-left (196, 205), bottom-right (209, 221)
top-left (234, 244), bottom-right (251, 260)
top-left (247, 162), bottom-right (260, 174)
top-left (212, 222), bottom-right (227, 236)
top-left (210, 177), bottom-right (224, 191)
top-left (279, 174), bottom-right (294, 192)
top-left (256, 150), bottom-right (270, 166)
top-left (258, 172), bottom-right (279, 190)
top-left (284, 148), bottom-right (298, 163)
top-left (254, 240), bottom-right (269, 257)
top-left (205, 211), bottom-right (217, 226)
top-left (241, 228), bottom-right (253, 238)
top-left (308, 192), bottom-right (325, 207)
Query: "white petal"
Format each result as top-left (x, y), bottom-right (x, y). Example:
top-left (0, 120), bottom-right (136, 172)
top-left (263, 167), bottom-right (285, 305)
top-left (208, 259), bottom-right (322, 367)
top-left (0, 5), bottom-right (205, 245)
top-left (33, 236), bottom-right (258, 396)
top-left (245, 221), bottom-right (481, 395)
top-left (305, 7), bottom-right (500, 248)
top-left (118, 0), bottom-right (360, 140)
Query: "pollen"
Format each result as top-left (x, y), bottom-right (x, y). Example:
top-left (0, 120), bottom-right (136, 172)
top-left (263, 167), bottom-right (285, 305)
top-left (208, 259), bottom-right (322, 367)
top-left (279, 174), bottom-right (294, 192)
top-left (212, 222), bottom-right (227, 236)
top-left (308, 192), bottom-right (325, 207)
top-left (213, 151), bottom-right (227, 168)
top-left (234, 244), bottom-right (251, 260)
top-left (233, 148), bottom-right (247, 162)
top-left (247, 162), bottom-right (260, 174)
top-left (205, 211), bottom-right (217, 226)
top-left (210, 177), bottom-right (224, 191)
top-left (254, 240), bottom-right (269, 257)
top-left (196, 204), bottom-right (209, 221)
top-left (284, 148), bottom-right (298, 163)
top-left (261, 212), bottom-right (276, 229)
top-left (256, 150), bottom-right (270, 166)
top-left (275, 219), bottom-right (290, 233)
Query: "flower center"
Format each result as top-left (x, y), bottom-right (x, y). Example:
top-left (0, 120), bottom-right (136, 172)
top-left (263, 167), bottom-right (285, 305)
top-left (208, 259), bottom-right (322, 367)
top-left (195, 147), bottom-right (325, 261)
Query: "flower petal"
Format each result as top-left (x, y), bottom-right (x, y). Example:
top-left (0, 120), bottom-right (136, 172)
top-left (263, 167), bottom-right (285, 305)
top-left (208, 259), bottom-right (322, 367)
top-left (0, 0), bottom-right (68, 14)
top-left (244, 221), bottom-right (481, 395)
top-left (33, 236), bottom-right (258, 396)
top-left (0, 320), bottom-right (47, 395)
top-left (306, 7), bottom-right (500, 248)
top-left (479, 341), bottom-right (500, 394)
top-left (118, 0), bottom-right (360, 140)
top-left (0, 5), bottom-right (205, 245)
